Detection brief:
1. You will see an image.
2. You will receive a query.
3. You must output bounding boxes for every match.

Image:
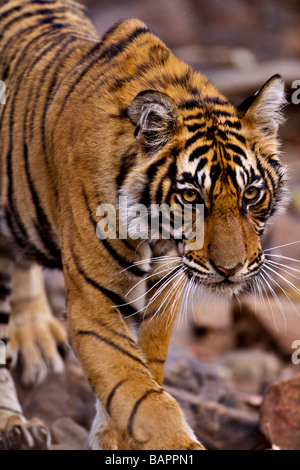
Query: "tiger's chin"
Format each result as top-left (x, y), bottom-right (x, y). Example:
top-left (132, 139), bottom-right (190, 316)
top-left (187, 272), bottom-right (252, 296)
top-left (201, 279), bottom-right (245, 296)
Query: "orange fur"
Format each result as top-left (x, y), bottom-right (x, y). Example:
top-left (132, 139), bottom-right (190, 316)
top-left (0, 0), bottom-right (286, 449)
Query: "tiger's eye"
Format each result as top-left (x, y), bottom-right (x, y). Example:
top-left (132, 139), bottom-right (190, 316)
top-left (244, 186), bottom-right (260, 202)
top-left (182, 189), bottom-right (198, 203)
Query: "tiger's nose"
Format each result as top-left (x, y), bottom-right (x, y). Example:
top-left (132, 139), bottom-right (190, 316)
top-left (213, 263), bottom-right (244, 278)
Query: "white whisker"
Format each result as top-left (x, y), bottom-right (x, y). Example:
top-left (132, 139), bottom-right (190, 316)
top-left (256, 274), bottom-right (278, 328)
top-left (119, 255), bottom-right (182, 273)
top-left (125, 267), bottom-right (183, 319)
top-left (159, 271), bottom-right (185, 320)
top-left (264, 253), bottom-right (300, 264)
top-left (125, 263), bottom-right (179, 299)
top-left (262, 263), bottom-right (300, 318)
top-left (264, 240), bottom-right (300, 252)
top-left (144, 267), bottom-right (185, 321)
top-left (263, 264), bottom-right (300, 295)
top-left (148, 269), bottom-right (184, 316)
top-left (114, 265), bottom-right (180, 310)
top-left (265, 260), bottom-right (300, 280)
top-left (166, 275), bottom-right (186, 332)
top-left (260, 267), bottom-right (287, 334)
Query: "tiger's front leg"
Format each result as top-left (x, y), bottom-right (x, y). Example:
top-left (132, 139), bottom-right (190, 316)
top-left (88, 263), bottom-right (204, 450)
top-left (64, 258), bottom-right (203, 450)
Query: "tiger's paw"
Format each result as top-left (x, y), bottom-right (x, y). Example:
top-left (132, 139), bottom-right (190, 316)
top-left (0, 367), bottom-right (50, 450)
top-left (10, 294), bottom-right (69, 386)
top-left (0, 412), bottom-right (50, 450)
top-left (89, 395), bottom-right (205, 450)
top-left (123, 389), bottom-right (205, 450)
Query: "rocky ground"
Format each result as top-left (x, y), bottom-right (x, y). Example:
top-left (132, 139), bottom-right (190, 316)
top-left (13, 0), bottom-right (300, 451)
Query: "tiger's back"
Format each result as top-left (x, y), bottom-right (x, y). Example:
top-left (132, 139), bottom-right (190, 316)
top-left (0, 0), bottom-right (99, 267)
top-left (0, 0), bottom-right (228, 268)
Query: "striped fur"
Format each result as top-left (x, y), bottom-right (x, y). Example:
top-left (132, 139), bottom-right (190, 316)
top-left (0, 0), bottom-right (287, 450)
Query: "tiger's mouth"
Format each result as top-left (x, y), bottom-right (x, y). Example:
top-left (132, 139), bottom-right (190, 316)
top-left (184, 265), bottom-right (256, 296)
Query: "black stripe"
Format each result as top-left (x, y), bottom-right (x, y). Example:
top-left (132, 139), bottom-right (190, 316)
top-left (40, 38), bottom-right (83, 165)
top-left (212, 109), bottom-right (234, 118)
top-left (23, 141), bottom-right (61, 261)
top-left (30, 1), bottom-right (57, 4)
top-left (97, 319), bottom-right (135, 344)
top-left (164, 160), bottom-right (177, 206)
top-left (0, 7), bottom-right (66, 37)
top-left (56, 27), bottom-right (149, 120)
top-left (71, 247), bottom-right (138, 318)
top-left (82, 188), bottom-right (147, 277)
top-left (186, 122), bottom-right (206, 132)
top-left (183, 112), bottom-right (204, 123)
top-left (226, 130), bottom-right (246, 145)
top-left (223, 120), bottom-right (242, 130)
top-left (185, 131), bottom-right (206, 149)
top-left (2, 23), bottom-right (64, 266)
top-left (226, 143), bottom-right (246, 158)
top-left (178, 99), bottom-right (200, 110)
top-left (4, 208), bottom-right (60, 268)
top-left (127, 388), bottom-right (163, 438)
top-left (154, 164), bottom-right (175, 205)
top-left (147, 358), bottom-right (165, 364)
top-left (223, 164), bottom-right (237, 188)
top-left (0, 23), bottom-right (53, 81)
top-left (116, 149), bottom-right (137, 189)
top-left (0, 312), bottom-right (9, 324)
top-left (106, 379), bottom-right (127, 415)
top-left (76, 330), bottom-right (147, 368)
top-left (209, 163), bottom-right (222, 188)
top-left (140, 156), bottom-right (167, 209)
top-left (203, 96), bottom-right (229, 106)
top-left (189, 145), bottom-right (210, 162)
top-left (233, 155), bottom-right (243, 167)
top-left (0, 6), bottom-right (22, 24)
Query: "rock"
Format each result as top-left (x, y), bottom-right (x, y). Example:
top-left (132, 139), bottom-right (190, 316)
top-left (184, 292), bottom-right (235, 361)
top-left (165, 346), bottom-right (267, 449)
top-left (51, 417), bottom-right (89, 450)
top-left (15, 351), bottom-right (95, 440)
top-left (166, 385), bottom-right (266, 450)
top-left (260, 375), bottom-right (300, 450)
top-left (165, 346), bottom-right (233, 401)
top-left (215, 350), bottom-right (282, 395)
top-left (236, 297), bottom-right (300, 359)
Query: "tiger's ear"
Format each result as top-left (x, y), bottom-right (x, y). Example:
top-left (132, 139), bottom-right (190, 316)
top-left (128, 90), bottom-right (180, 156)
top-left (238, 75), bottom-right (286, 139)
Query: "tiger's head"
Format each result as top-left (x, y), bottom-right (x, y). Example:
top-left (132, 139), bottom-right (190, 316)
top-left (123, 74), bottom-right (288, 295)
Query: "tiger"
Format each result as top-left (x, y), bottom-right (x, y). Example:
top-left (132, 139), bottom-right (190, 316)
top-left (0, 0), bottom-right (288, 450)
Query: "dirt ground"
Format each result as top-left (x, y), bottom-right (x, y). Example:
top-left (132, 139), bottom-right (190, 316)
top-left (13, 0), bottom-right (300, 450)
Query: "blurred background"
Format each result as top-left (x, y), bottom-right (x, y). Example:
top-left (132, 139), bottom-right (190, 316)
top-left (16, 0), bottom-right (300, 450)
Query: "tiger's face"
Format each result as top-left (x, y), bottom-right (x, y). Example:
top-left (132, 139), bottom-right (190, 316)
top-left (126, 75), bottom-right (287, 295)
